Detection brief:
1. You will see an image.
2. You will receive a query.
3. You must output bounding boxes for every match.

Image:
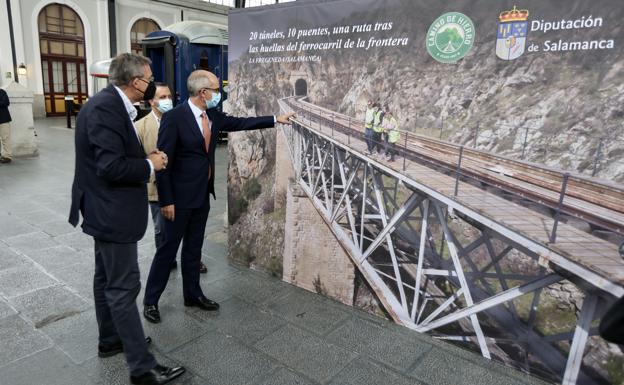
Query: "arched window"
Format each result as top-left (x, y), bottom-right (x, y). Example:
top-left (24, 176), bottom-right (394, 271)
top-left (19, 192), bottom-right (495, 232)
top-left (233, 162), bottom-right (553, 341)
top-left (131, 18), bottom-right (160, 55)
top-left (38, 3), bottom-right (87, 116)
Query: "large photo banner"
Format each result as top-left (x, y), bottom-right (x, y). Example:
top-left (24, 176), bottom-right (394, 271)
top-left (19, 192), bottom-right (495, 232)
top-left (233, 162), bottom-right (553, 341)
top-left (226, 1), bottom-right (623, 383)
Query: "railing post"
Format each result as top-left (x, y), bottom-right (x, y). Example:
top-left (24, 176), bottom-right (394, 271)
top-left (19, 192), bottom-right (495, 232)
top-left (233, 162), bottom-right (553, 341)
top-left (439, 116), bottom-right (444, 139)
top-left (318, 108), bottom-right (321, 130)
top-left (348, 116), bottom-right (351, 145)
top-left (521, 126), bottom-right (530, 160)
top-left (550, 172), bottom-right (570, 243)
top-left (331, 113), bottom-right (334, 138)
top-left (402, 132), bottom-right (407, 172)
top-left (454, 145), bottom-right (464, 196)
top-left (473, 122), bottom-right (479, 148)
top-left (592, 138), bottom-right (603, 177)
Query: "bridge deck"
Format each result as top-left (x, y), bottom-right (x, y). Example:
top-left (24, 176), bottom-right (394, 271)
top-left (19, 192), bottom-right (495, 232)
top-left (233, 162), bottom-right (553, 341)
top-left (284, 101), bottom-right (624, 292)
top-left (296, 99), bottom-right (624, 234)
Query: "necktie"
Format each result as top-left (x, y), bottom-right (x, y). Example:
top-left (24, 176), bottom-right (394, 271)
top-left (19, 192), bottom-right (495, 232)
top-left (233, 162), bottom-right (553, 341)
top-left (201, 112), bottom-right (213, 179)
top-left (201, 112), bottom-right (211, 152)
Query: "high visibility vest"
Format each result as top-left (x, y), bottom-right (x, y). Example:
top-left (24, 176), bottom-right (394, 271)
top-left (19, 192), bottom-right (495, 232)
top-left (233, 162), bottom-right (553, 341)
top-left (372, 110), bottom-right (384, 133)
top-left (384, 117), bottom-right (400, 142)
top-left (364, 108), bottom-right (376, 129)
top-left (383, 117), bottom-right (400, 143)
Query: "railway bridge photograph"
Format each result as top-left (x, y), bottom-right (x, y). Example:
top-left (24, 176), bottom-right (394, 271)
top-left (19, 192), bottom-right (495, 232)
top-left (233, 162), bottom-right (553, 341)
top-left (0, 0), bottom-right (623, 385)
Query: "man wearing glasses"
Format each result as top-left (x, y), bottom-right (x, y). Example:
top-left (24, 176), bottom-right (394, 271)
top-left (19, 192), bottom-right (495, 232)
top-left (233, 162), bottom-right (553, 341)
top-left (142, 70), bottom-right (294, 323)
top-left (69, 53), bottom-right (184, 385)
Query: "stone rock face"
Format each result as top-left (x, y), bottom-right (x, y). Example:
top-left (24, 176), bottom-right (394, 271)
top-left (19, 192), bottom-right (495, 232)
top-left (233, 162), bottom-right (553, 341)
top-left (228, 0), bottom-right (624, 183)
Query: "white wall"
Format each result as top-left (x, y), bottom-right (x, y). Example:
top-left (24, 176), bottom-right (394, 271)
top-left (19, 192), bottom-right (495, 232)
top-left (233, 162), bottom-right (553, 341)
top-left (116, 0), bottom-right (177, 54)
top-left (0, 0), bottom-right (228, 115)
top-left (0, 0), bottom-right (15, 88)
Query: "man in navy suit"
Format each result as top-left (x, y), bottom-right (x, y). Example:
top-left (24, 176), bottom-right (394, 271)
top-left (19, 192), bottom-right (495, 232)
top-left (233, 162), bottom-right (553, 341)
top-left (69, 53), bottom-right (185, 385)
top-left (142, 70), bottom-right (294, 323)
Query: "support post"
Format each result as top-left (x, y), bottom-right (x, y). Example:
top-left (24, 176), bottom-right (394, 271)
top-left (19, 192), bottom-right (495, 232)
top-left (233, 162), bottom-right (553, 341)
top-left (550, 172), bottom-right (570, 243)
top-left (403, 132), bottom-right (407, 172)
top-left (454, 146), bottom-right (464, 196)
top-left (562, 294), bottom-right (598, 385)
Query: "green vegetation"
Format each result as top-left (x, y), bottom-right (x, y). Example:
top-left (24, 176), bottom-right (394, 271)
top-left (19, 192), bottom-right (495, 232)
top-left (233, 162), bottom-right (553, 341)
top-left (228, 177), bottom-right (263, 226)
top-left (606, 354), bottom-right (624, 385)
top-left (243, 177), bottom-right (262, 201)
top-left (267, 255), bottom-right (282, 277)
top-left (229, 196), bottom-right (248, 226)
top-left (313, 274), bottom-right (328, 296)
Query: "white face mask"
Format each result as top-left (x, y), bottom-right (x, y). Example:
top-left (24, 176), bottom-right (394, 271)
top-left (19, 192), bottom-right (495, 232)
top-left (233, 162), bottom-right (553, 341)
top-left (156, 99), bottom-right (173, 113)
top-left (205, 91), bottom-right (221, 109)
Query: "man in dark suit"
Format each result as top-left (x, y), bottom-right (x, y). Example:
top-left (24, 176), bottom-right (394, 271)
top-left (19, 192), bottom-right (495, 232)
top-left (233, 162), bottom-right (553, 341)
top-left (68, 53), bottom-right (185, 385)
top-left (142, 70), bottom-right (294, 323)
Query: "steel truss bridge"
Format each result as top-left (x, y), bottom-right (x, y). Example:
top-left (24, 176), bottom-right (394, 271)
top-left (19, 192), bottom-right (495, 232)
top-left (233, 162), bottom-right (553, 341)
top-left (277, 96), bottom-right (624, 385)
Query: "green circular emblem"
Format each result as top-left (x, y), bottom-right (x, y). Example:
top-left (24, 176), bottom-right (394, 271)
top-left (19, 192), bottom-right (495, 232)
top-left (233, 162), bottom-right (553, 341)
top-left (426, 12), bottom-right (475, 63)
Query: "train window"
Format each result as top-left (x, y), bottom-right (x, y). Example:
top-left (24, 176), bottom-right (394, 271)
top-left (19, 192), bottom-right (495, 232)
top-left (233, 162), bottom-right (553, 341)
top-left (199, 51), bottom-right (209, 71)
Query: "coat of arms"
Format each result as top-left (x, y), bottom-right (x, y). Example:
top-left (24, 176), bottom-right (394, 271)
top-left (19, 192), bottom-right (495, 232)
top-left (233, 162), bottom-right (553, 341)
top-left (496, 6), bottom-right (529, 60)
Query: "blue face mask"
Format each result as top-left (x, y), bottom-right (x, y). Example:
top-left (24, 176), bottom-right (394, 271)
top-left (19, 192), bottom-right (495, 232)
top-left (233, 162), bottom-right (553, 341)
top-left (205, 91), bottom-right (221, 109)
top-left (156, 99), bottom-right (173, 113)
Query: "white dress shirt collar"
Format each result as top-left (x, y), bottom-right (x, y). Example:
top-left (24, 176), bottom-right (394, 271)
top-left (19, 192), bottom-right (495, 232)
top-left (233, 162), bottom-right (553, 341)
top-left (187, 98), bottom-right (205, 118)
top-left (187, 99), bottom-right (209, 134)
top-left (113, 86), bottom-right (138, 122)
top-left (151, 110), bottom-right (161, 126)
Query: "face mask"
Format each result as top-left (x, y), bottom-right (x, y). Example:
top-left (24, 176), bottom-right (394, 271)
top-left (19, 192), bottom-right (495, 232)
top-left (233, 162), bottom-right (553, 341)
top-left (156, 99), bottom-right (173, 113)
top-left (205, 91), bottom-right (221, 109)
top-left (138, 79), bottom-right (156, 101)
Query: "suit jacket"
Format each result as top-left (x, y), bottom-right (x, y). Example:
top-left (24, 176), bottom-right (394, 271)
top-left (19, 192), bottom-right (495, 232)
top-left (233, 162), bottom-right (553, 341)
top-left (135, 112), bottom-right (159, 202)
top-left (156, 101), bottom-right (274, 209)
top-left (0, 89), bottom-right (11, 124)
top-left (68, 84), bottom-right (151, 243)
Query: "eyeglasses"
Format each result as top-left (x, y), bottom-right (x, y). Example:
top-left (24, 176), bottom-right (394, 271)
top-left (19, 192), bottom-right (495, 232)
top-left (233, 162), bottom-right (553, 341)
top-left (201, 87), bottom-right (220, 93)
top-left (137, 76), bottom-right (155, 83)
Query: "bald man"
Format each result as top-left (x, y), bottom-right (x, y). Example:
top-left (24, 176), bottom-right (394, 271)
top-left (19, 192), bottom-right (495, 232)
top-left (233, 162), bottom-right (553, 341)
top-left (143, 70), bottom-right (294, 323)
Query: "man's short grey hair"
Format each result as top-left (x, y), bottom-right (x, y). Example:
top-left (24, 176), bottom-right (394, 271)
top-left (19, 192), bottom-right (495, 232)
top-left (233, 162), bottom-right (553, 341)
top-left (187, 71), bottom-right (213, 96)
top-left (109, 53), bottom-right (152, 87)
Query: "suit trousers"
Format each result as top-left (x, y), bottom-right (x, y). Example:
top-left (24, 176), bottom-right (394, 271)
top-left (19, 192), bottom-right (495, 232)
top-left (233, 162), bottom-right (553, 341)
top-left (0, 122), bottom-right (11, 159)
top-left (148, 201), bottom-right (165, 250)
top-left (94, 239), bottom-right (156, 376)
top-left (144, 197), bottom-right (210, 305)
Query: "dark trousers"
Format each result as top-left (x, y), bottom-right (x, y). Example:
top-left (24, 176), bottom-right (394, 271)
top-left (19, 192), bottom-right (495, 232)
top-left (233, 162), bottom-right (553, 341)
top-left (144, 198), bottom-right (210, 305)
top-left (94, 239), bottom-right (156, 376)
top-left (149, 201), bottom-right (164, 250)
top-left (364, 128), bottom-right (373, 153)
top-left (385, 140), bottom-right (397, 161)
top-left (371, 131), bottom-right (383, 153)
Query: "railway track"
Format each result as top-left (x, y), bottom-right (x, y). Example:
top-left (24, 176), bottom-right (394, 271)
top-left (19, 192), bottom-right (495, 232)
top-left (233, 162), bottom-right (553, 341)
top-left (284, 97), bottom-right (624, 238)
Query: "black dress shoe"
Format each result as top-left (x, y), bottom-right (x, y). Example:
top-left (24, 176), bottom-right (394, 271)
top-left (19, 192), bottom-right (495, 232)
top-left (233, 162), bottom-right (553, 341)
top-left (98, 336), bottom-right (153, 358)
top-left (199, 261), bottom-right (207, 274)
top-left (130, 364), bottom-right (185, 385)
top-left (143, 305), bottom-right (161, 323)
top-left (184, 296), bottom-right (219, 311)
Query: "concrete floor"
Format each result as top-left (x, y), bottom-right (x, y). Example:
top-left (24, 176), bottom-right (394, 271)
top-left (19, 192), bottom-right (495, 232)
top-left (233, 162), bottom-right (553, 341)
top-left (0, 117), bottom-right (547, 385)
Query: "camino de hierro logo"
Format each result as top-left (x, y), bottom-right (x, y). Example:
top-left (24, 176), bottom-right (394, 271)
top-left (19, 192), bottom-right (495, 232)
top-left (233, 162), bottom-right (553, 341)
top-left (426, 12), bottom-right (475, 63)
top-left (496, 6), bottom-right (529, 60)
